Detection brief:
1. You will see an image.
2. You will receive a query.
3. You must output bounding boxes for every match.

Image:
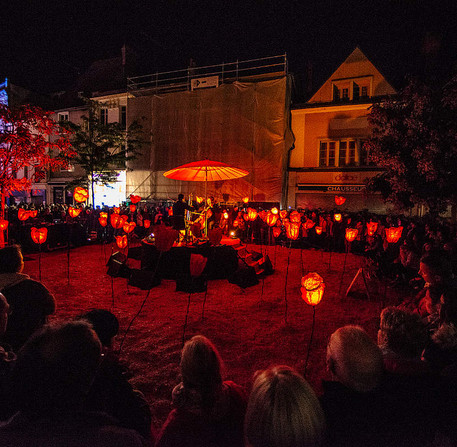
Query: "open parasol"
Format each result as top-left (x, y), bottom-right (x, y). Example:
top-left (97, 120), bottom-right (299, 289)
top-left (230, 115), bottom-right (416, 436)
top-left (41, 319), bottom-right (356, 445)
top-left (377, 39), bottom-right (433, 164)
top-left (163, 159), bottom-right (249, 199)
top-left (164, 159), bottom-right (249, 236)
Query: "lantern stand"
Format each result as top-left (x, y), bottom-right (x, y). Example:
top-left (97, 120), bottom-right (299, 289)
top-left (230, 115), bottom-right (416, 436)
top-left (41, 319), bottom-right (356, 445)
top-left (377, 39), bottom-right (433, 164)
top-left (201, 287), bottom-right (209, 321)
top-left (119, 251), bottom-right (163, 354)
top-left (344, 267), bottom-right (372, 301)
top-left (304, 306), bottom-right (316, 376)
top-left (182, 287), bottom-right (192, 347)
top-left (284, 240), bottom-right (292, 325)
top-left (337, 243), bottom-right (350, 298)
top-left (38, 243), bottom-right (42, 282)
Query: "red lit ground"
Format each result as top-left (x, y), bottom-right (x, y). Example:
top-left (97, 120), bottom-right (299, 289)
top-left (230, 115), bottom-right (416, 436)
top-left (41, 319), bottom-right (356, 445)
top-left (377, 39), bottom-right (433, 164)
top-left (22, 242), bottom-right (409, 430)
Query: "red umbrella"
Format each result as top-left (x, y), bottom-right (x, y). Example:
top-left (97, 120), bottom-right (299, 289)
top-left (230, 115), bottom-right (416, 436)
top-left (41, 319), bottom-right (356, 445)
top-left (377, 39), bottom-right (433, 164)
top-left (164, 159), bottom-right (249, 234)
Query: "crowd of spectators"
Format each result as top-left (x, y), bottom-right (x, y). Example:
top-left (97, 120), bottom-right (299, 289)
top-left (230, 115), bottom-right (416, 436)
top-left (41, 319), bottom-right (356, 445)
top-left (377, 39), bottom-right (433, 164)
top-left (2, 203), bottom-right (457, 445)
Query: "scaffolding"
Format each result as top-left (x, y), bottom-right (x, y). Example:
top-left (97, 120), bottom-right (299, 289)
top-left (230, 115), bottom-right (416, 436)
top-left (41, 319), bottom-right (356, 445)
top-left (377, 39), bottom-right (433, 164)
top-left (127, 54), bottom-right (287, 95)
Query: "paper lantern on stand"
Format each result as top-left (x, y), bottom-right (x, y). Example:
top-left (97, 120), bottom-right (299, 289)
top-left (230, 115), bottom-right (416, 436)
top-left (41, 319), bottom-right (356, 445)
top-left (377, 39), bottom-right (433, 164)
top-left (247, 208), bottom-right (258, 221)
top-left (130, 194), bottom-right (141, 204)
top-left (290, 211), bottom-right (301, 223)
top-left (113, 207), bottom-right (120, 214)
top-left (143, 219), bottom-right (151, 229)
top-left (31, 227), bottom-right (48, 245)
top-left (335, 195), bottom-right (346, 206)
top-left (345, 228), bottom-right (358, 242)
top-left (272, 227), bottom-right (281, 238)
top-left (271, 207), bottom-right (279, 215)
top-left (301, 272), bottom-right (325, 306)
top-left (100, 212), bottom-right (108, 219)
top-left (29, 210), bottom-right (38, 218)
top-left (98, 217), bottom-right (108, 227)
top-left (115, 235), bottom-right (128, 250)
top-left (279, 210), bottom-right (288, 220)
top-left (68, 207), bottom-right (82, 218)
top-left (129, 204), bottom-right (136, 213)
top-left (18, 209), bottom-right (30, 221)
top-left (111, 214), bottom-right (128, 229)
top-left (0, 219), bottom-right (8, 231)
top-left (73, 187), bottom-right (89, 203)
top-left (301, 271), bottom-right (325, 375)
top-left (123, 222), bottom-right (136, 234)
top-left (304, 219), bottom-right (315, 230)
top-left (315, 226), bottom-right (322, 235)
top-left (223, 211), bottom-right (229, 220)
top-left (334, 213), bottom-right (342, 222)
top-left (266, 212), bottom-right (278, 227)
top-left (386, 226), bottom-right (403, 243)
top-left (286, 222), bottom-right (300, 240)
top-left (367, 221), bottom-right (378, 237)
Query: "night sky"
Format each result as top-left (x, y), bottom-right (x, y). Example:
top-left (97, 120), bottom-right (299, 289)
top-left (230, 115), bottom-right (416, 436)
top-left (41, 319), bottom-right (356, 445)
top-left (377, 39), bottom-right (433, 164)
top-left (2, 0), bottom-right (457, 96)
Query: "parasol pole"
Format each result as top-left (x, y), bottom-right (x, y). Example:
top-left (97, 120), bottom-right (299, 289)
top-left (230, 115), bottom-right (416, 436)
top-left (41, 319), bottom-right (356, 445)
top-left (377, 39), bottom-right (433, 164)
top-left (204, 167), bottom-right (208, 237)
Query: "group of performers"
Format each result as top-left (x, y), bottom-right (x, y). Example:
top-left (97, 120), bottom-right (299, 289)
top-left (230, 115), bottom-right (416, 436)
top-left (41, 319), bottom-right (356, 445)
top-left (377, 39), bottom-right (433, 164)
top-left (171, 193), bottom-right (219, 242)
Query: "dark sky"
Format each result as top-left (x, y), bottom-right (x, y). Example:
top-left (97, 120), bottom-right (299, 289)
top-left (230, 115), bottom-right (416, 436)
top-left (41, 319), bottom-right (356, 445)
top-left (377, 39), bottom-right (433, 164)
top-left (2, 0), bottom-right (457, 94)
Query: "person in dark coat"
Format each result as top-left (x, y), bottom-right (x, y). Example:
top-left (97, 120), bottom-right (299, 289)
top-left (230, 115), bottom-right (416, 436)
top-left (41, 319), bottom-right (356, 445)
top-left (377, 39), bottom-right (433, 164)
top-left (171, 194), bottom-right (193, 231)
top-left (156, 335), bottom-right (247, 447)
top-left (0, 321), bottom-right (148, 447)
top-left (0, 245), bottom-right (55, 351)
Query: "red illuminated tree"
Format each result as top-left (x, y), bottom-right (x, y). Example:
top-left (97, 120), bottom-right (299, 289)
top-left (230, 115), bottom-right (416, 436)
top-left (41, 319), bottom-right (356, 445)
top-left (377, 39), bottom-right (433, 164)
top-left (365, 75), bottom-right (457, 214)
top-left (0, 104), bottom-right (75, 219)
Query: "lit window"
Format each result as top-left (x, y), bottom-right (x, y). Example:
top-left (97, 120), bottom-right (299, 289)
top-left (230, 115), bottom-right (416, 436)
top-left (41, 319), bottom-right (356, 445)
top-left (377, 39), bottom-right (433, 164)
top-left (349, 141), bottom-right (356, 165)
top-left (328, 142), bottom-right (336, 167)
top-left (339, 141), bottom-right (347, 167)
top-left (319, 142), bottom-right (327, 167)
top-left (319, 139), bottom-right (359, 167)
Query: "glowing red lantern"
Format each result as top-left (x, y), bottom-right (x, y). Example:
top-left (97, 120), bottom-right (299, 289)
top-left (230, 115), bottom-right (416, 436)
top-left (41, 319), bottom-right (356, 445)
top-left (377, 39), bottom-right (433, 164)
top-left (386, 226), bottom-right (403, 243)
top-left (0, 219), bottom-right (9, 231)
top-left (99, 212), bottom-right (108, 219)
top-left (130, 194), bottom-right (141, 204)
top-left (110, 213), bottom-right (128, 229)
top-left (301, 272), bottom-right (325, 306)
top-left (259, 210), bottom-right (267, 222)
top-left (233, 219), bottom-right (239, 228)
top-left (290, 211), bottom-right (301, 223)
top-left (334, 213), bottom-right (342, 222)
top-left (73, 187), bottom-right (89, 203)
top-left (223, 211), bottom-right (229, 220)
top-left (113, 207), bottom-right (120, 214)
top-left (367, 221), bottom-right (378, 237)
top-left (129, 204), bottom-right (136, 213)
top-left (304, 219), bottom-right (315, 230)
top-left (345, 228), bottom-right (358, 242)
top-left (144, 219), bottom-right (151, 229)
top-left (98, 217), bottom-right (108, 227)
top-left (247, 208), bottom-right (258, 221)
top-left (335, 195), bottom-right (346, 206)
top-left (18, 208), bottom-right (30, 221)
top-left (271, 207), bottom-right (279, 215)
top-left (123, 222), bottom-right (136, 233)
top-left (190, 253), bottom-right (207, 278)
top-left (266, 212), bottom-right (278, 227)
top-left (273, 227), bottom-right (281, 238)
top-left (315, 226), bottom-right (322, 235)
top-left (168, 207), bottom-right (173, 216)
top-left (242, 197), bottom-right (249, 204)
top-left (279, 210), bottom-right (288, 220)
top-left (29, 210), bottom-right (38, 218)
top-left (243, 213), bottom-right (249, 222)
top-left (286, 222), bottom-right (300, 240)
top-left (31, 227), bottom-right (48, 245)
top-left (68, 207), bottom-right (82, 218)
top-left (115, 235), bottom-right (128, 250)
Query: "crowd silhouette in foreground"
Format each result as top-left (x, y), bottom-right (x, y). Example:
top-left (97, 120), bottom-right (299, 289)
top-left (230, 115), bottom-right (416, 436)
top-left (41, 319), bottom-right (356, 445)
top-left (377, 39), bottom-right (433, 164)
top-left (2, 204), bottom-right (457, 445)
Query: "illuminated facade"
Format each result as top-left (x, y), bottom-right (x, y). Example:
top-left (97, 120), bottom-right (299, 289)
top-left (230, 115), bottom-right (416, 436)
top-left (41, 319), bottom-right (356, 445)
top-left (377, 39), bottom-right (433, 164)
top-left (288, 47), bottom-right (396, 212)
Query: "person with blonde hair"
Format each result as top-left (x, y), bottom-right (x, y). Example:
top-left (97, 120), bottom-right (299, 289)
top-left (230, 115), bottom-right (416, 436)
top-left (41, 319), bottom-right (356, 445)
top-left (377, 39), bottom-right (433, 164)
top-left (156, 335), bottom-right (247, 447)
top-left (244, 365), bottom-right (325, 447)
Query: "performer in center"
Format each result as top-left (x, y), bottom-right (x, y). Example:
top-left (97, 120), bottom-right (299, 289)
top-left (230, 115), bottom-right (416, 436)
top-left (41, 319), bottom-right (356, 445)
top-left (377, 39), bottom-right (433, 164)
top-left (172, 194), bottom-right (194, 233)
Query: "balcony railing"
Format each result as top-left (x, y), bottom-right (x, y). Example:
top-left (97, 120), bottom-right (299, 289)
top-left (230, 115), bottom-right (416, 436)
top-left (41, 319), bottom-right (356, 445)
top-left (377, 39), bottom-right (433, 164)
top-left (127, 54), bottom-right (287, 95)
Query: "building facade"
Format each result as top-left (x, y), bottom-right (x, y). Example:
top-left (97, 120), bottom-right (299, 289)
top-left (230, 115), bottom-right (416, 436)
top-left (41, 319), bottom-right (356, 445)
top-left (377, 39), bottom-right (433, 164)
top-left (287, 48), bottom-right (396, 212)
